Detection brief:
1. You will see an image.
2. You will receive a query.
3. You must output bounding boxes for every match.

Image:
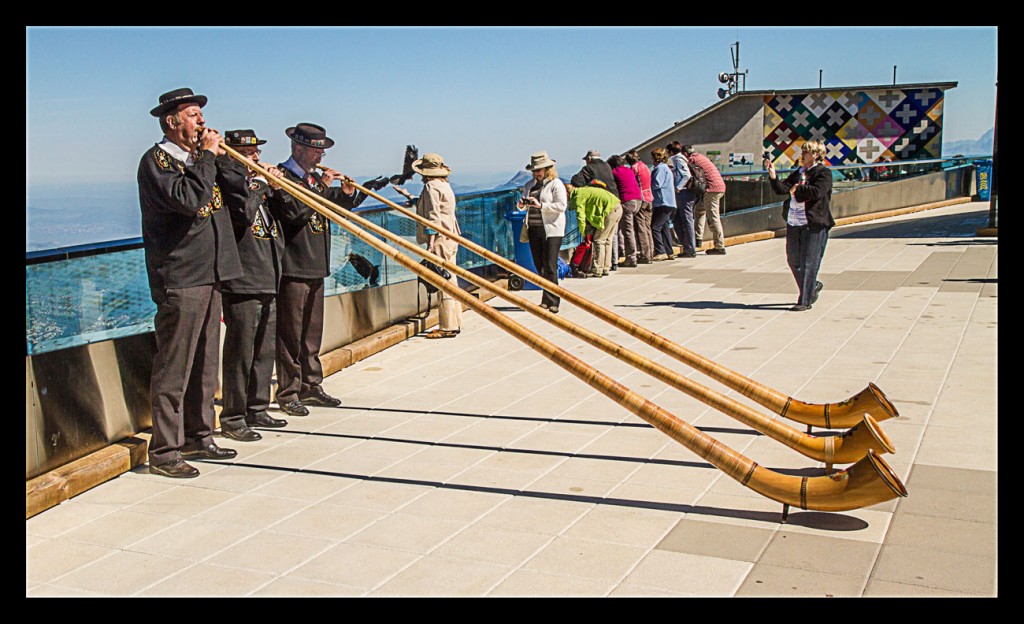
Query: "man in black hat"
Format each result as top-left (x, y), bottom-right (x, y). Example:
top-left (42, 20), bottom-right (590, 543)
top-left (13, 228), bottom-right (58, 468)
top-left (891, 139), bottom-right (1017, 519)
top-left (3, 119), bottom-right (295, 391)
top-left (216, 130), bottom-right (290, 442)
top-left (269, 122), bottom-right (358, 416)
top-left (138, 88), bottom-right (242, 478)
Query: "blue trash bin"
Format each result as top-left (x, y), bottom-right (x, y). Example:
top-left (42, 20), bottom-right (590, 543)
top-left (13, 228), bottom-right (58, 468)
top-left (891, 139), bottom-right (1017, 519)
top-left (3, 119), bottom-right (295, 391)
top-left (504, 210), bottom-right (541, 290)
top-left (974, 159), bottom-right (993, 201)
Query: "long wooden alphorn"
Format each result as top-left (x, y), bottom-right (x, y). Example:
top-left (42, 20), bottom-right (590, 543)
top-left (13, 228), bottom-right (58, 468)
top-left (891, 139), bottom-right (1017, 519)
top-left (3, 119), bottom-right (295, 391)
top-left (286, 156), bottom-right (894, 467)
top-left (225, 145), bottom-right (907, 513)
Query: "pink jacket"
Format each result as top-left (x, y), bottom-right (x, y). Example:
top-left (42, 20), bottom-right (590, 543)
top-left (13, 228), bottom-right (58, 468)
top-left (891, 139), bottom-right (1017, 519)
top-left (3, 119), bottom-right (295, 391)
top-left (632, 162), bottom-right (654, 203)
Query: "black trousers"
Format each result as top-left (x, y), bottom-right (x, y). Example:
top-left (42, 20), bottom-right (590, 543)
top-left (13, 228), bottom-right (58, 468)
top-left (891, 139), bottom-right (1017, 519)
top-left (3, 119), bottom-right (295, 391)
top-left (786, 224), bottom-right (830, 305)
top-left (148, 284), bottom-right (220, 466)
top-left (276, 277), bottom-right (326, 403)
top-left (527, 225), bottom-right (563, 308)
top-left (221, 292), bottom-right (277, 429)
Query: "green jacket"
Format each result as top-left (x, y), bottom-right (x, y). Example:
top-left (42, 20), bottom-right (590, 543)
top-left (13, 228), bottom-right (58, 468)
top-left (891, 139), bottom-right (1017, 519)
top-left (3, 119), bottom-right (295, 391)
top-left (570, 186), bottom-right (620, 232)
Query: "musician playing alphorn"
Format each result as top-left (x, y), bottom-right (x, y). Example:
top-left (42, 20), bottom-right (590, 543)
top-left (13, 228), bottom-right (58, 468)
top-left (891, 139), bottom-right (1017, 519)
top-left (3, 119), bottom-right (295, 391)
top-left (138, 88), bottom-right (241, 478)
top-left (268, 123), bottom-right (357, 416)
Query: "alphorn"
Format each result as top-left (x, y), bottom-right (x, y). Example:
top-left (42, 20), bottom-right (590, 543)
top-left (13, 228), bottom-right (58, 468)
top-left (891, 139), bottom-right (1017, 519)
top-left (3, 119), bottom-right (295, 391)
top-left (338, 174), bottom-right (899, 431)
top-left (224, 144), bottom-right (908, 515)
top-left (295, 159), bottom-right (894, 467)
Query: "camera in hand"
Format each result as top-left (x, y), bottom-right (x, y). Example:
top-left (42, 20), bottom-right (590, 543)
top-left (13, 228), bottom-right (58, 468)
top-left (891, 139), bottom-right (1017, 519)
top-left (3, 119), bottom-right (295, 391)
top-left (762, 150), bottom-right (771, 162)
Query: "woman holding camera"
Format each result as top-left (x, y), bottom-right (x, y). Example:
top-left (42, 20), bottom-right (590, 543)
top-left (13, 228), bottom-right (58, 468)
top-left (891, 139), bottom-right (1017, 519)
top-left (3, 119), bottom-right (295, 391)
top-left (766, 140), bottom-right (835, 312)
top-left (520, 151), bottom-right (568, 313)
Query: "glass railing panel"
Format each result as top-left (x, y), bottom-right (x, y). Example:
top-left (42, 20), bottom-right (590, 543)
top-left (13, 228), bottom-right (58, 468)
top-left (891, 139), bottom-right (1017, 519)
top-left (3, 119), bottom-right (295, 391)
top-left (26, 247), bottom-right (155, 355)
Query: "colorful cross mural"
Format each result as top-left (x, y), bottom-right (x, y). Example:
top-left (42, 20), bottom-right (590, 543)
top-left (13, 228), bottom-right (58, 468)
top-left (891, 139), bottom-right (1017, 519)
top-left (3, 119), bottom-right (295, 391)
top-left (763, 87), bottom-right (945, 168)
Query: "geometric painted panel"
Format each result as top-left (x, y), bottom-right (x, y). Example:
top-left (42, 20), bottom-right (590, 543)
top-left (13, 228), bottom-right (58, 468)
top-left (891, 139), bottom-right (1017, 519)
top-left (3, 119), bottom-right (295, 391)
top-left (763, 87), bottom-right (946, 168)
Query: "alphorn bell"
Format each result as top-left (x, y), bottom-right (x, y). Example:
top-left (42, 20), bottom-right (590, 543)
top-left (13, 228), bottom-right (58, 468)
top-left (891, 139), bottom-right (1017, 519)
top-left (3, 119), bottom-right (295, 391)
top-left (222, 144), bottom-right (908, 514)
top-left (340, 177), bottom-right (899, 431)
top-left (300, 160), bottom-right (893, 468)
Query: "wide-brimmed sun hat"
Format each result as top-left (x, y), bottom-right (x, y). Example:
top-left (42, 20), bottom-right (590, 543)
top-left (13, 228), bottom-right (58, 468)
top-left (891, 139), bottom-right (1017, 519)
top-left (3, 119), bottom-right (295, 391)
top-left (526, 151), bottom-right (556, 171)
top-left (411, 153), bottom-right (452, 177)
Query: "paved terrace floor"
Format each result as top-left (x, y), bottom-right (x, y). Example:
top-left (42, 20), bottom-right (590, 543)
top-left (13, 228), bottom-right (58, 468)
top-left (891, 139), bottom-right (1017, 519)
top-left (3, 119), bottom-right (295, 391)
top-left (26, 201), bottom-right (998, 597)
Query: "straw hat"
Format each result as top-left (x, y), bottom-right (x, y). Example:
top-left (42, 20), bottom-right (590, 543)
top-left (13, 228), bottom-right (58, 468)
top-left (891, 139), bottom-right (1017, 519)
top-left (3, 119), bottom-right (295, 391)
top-left (411, 153), bottom-right (452, 177)
top-left (526, 151), bottom-right (556, 171)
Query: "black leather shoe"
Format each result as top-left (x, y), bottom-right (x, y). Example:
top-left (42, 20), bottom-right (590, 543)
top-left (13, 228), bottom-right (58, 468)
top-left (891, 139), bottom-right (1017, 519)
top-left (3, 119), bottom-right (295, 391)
top-left (811, 281), bottom-right (823, 304)
top-left (706, 248), bottom-right (727, 255)
top-left (789, 303), bottom-right (812, 312)
top-left (181, 441), bottom-right (238, 461)
top-left (247, 411), bottom-right (288, 428)
top-left (300, 386), bottom-right (342, 408)
top-left (279, 399), bottom-right (309, 416)
top-left (149, 459), bottom-right (199, 478)
top-left (220, 425), bottom-right (262, 442)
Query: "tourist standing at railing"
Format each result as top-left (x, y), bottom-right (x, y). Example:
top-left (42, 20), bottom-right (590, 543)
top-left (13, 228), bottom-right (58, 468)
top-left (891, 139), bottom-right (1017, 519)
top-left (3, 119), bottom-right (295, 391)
top-left (625, 150), bottom-right (655, 264)
top-left (648, 148), bottom-right (677, 260)
top-left (520, 151), bottom-right (567, 313)
top-left (414, 153), bottom-right (463, 338)
top-left (766, 139), bottom-right (834, 312)
top-left (270, 123), bottom-right (358, 416)
top-left (686, 146), bottom-right (727, 255)
top-left (217, 130), bottom-right (289, 442)
top-left (609, 154), bottom-right (644, 268)
top-left (667, 142), bottom-right (697, 259)
top-left (138, 88), bottom-right (242, 478)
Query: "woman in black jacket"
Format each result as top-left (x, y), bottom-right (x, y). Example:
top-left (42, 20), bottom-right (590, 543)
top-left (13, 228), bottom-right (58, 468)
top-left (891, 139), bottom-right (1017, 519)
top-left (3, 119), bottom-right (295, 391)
top-left (766, 140), bottom-right (834, 312)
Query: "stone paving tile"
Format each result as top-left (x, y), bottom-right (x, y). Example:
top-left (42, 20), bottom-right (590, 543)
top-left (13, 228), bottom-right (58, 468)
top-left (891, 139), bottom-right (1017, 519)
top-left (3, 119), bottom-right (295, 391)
top-left (128, 517), bottom-right (257, 561)
top-left (369, 555), bottom-right (513, 596)
top-left (561, 504), bottom-right (680, 549)
top-left (288, 543), bottom-right (420, 590)
top-left (27, 539), bottom-right (119, 586)
top-left (622, 549), bottom-right (752, 596)
top-left (51, 549), bottom-right (194, 596)
top-left (69, 475), bottom-right (178, 509)
top-left (477, 496), bottom-right (592, 535)
top-left (58, 509), bottom-right (183, 550)
top-left (251, 471), bottom-right (361, 502)
top-left (136, 562), bottom-right (278, 597)
top-left (321, 479), bottom-right (429, 512)
top-left (346, 512), bottom-right (466, 554)
top-left (250, 577), bottom-right (363, 597)
top-left (27, 584), bottom-right (105, 597)
top-left (521, 535), bottom-right (649, 581)
top-left (26, 500), bottom-right (117, 538)
top-left (736, 562), bottom-right (867, 597)
top-left (395, 487), bottom-right (509, 522)
top-left (872, 543), bottom-right (996, 596)
top-left (863, 578), bottom-right (978, 597)
top-left (885, 512), bottom-right (996, 557)
top-left (432, 523), bottom-right (554, 567)
top-left (487, 568), bottom-right (617, 597)
top-left (656, 518), bottom-right (774, 562)
top-left (759, 531), bottom-right (881, 576)
top-left (128, 483), bottom-right (240, 517)
top-left (895, 483), bottom-right (996, 524)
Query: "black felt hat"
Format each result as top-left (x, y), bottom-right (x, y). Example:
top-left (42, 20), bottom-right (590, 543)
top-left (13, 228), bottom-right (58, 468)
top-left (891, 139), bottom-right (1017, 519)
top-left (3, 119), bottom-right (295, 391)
top-left (224, 129), bottom-right (267, 147)
top-left (285, 123), bottom-right (335, 149)
top-left (149, 87), bottom-right (208, 117)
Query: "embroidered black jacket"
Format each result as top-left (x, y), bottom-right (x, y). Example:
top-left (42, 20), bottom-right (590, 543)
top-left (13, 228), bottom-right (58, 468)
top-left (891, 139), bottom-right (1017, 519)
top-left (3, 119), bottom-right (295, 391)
top-left (137, 145), bottom-right (242, 302)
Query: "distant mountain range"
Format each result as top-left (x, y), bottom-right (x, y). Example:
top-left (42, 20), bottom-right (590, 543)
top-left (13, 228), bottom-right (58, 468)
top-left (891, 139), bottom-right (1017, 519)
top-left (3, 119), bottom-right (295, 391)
top-left (944, 128), bottom-right (994, 157)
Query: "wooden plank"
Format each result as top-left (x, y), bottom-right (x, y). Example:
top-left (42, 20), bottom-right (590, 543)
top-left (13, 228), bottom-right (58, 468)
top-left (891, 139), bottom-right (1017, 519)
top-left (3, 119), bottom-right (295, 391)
top-left (26, 434), bottom-right (150, 519)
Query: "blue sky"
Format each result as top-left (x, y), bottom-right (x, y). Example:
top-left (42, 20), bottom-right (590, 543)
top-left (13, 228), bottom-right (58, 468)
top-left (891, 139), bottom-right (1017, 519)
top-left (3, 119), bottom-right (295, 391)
top-left (26, 26), bottom-right (997, 190)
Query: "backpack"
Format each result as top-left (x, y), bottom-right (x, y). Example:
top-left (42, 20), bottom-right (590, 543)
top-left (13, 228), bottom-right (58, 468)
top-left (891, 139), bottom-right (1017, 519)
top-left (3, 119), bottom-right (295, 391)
top-left (569, 234), bottom-right (594, 277)
top-left (685, 155), bottom-right (708, 197)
